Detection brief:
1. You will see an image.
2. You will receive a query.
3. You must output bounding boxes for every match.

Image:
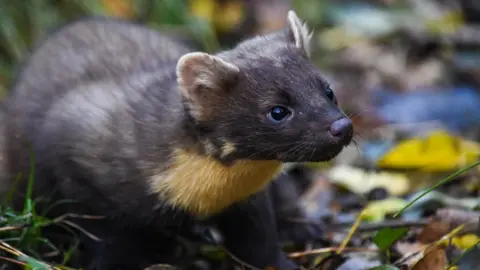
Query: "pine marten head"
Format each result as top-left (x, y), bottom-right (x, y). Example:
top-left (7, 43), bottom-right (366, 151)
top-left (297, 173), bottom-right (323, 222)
top-left (176, 11), bottom-right (353, 163)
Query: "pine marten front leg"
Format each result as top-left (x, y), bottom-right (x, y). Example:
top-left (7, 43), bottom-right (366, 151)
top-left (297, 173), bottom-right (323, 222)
top-left (213, 188), bottom-right (298, 269)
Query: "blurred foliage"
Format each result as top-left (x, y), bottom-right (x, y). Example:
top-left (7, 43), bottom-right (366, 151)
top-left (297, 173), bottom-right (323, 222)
top-left (0, 0), bottom-right (229, 99)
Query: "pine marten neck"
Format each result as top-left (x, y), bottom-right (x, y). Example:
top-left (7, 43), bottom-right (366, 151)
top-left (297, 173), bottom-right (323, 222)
top-left (151, 148), bottom-right (283, 217)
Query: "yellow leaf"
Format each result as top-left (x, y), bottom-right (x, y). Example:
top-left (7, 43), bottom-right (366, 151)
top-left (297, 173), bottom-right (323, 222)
top-left (328, 165), bottom-right (410, 196)
top-left (213, 0), bottom-right (245, 32)
top-left (189, 0), bottom-right (216, 23)
top-left (425, 10), bottom-right (464, 35)
top-left (378, 130), bottom-right (480, 172)
top-left (363, 198), bottom-right (408, 222)
top-left (452, 234), bottom-right (480, 250)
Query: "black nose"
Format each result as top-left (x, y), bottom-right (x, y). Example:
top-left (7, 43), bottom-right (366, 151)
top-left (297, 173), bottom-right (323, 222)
top-left (329, 118), bottom-right (353, 144)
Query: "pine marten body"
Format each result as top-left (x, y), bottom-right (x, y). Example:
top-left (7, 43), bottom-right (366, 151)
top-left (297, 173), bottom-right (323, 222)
top-left (3, 11), bottom-right (353, 270)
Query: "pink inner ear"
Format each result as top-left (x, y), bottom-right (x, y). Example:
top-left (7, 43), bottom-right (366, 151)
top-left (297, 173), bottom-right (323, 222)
top-left (177, 52), bottom-right (240, 98)
top-left (177, 53), bottom-right (207, 96)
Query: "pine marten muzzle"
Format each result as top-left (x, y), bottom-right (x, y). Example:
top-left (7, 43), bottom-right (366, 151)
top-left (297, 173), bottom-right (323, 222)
top-left (2, 10), bottom-right (352, 270)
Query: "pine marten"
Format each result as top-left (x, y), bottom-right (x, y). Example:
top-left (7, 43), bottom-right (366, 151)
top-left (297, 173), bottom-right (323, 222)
top-left (2, 10), bottom-right (353, 270)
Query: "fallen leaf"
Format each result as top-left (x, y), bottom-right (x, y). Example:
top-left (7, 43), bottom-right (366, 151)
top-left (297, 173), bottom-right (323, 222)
top-left (417, 220), bottom-right (451, 244)
top-left (411, 247), bottom-right (447, 270)
top-left (328, 165), bottom-right (410, 196)
top-left (373, 227), bottom-right (409, 252)
top-left (452, 234), bottom-right (480, 250)
top-left (378, 130), bottom-right (480, 172)
top-left (424, 9), bottom-right (464, 35)
top-left (363, 198), bottom-right (408, 222)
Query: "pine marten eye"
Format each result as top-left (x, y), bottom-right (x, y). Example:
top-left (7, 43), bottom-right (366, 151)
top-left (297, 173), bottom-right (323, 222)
top-left (325, 86), bottom-right (337, 105)
top-left (268, 106), bottom-right (292, 123)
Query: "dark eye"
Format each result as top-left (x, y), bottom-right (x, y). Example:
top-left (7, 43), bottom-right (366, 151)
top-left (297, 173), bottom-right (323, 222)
top-left (325, 86), bottom-right (337, 104)
top-left (268, 106), bottom-right (291, 123)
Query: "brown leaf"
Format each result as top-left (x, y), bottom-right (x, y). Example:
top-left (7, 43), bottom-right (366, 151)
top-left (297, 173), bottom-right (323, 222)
top-left (411, 247), bottom-right (447, 270)
top-left (417, 220), bottom-right (451, 244)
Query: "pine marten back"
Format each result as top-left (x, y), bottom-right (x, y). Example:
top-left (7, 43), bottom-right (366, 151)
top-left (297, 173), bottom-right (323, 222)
top-left (3, 11), bottom-right (353, 270)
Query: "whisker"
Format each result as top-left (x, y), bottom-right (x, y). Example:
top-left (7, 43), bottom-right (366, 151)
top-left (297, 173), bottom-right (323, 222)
top-left (235, 131), bottom-right (297, 141)
top-left (245, 141), bottom-right (299, 159)
top-left (308, 142), bottom-right (316, 161)
top-left (281, 141), bottom-right (304, 160)
top-left (347, 108), bottom-right (370, 120)
top-left (283, 140), bottom-right (314, 162)
top-left (297, 142), bottom-right (313, 161)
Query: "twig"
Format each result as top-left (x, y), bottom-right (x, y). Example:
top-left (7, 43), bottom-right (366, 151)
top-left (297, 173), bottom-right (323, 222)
top-left (59, 220), bottom-right (102, 242)
top-left (221, 246), bottom-right (262, 270)
top-left (0, 240), bottom-right (60, 270)
top-left (337, 219), bottom-right (430, 232)
top-left (289, 247), bottom-right (378, 258)
top-left (52, 213), bottom-right (105, 222)
top-left (0, 255), bottom-right (27, 267)
top-left (0, 225), bottom-right (24, 232)
top-left (394, 224), bottom-right (467, 266)
top-left (43, 212), bottom-right (105, 242)
top-left (337, 209), bottom-right (367, 254)
top-left (434, 224), bottom-right (465, 246)
top-left (0, 241), bottom-right (19, 255)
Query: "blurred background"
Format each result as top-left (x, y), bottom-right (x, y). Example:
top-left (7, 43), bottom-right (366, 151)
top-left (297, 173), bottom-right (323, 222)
top-left (1, 0), bottom-right (480, 269)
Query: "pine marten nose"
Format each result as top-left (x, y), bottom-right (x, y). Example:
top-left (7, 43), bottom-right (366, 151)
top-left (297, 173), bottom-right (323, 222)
top-left (329, 118), bottom-right (353, 145)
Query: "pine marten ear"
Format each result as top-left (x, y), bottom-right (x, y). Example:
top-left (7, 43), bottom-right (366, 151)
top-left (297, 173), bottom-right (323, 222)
top-left (176, 52), bottom-right (240, 120)
top-left (285, 10), bottom-right (313, 58)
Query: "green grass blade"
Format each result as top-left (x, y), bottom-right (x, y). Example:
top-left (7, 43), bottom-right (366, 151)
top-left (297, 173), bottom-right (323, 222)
top-left (394, 160), bottom-right (480, 217)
